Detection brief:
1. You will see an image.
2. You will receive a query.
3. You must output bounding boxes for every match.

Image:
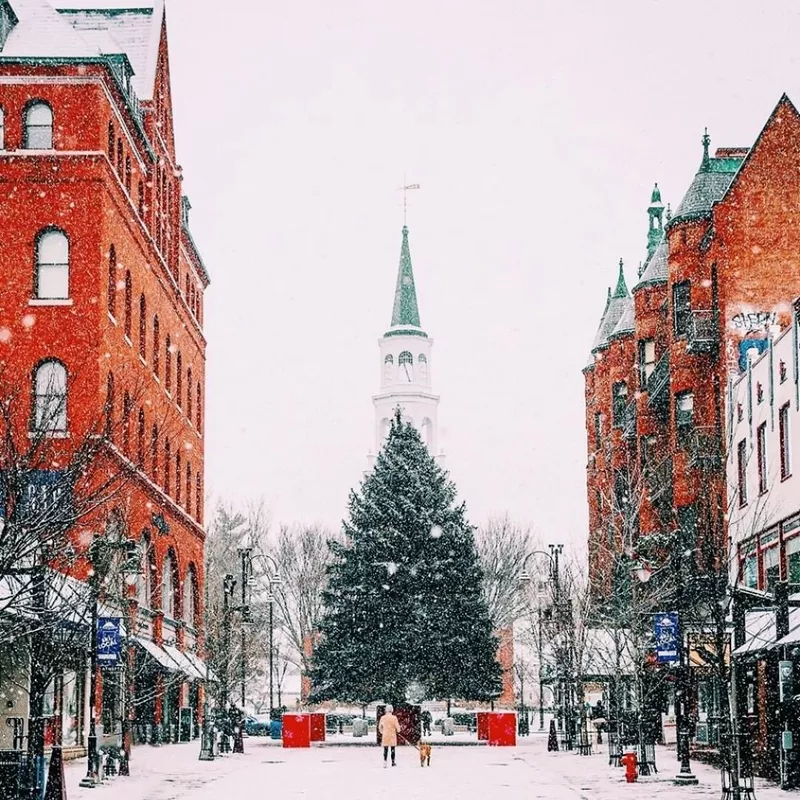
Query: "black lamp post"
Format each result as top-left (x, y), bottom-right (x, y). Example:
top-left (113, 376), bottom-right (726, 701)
top-left (254, 553), bottom-right (281, 719)
top-left (79, 533), bottom-right (140, 789)
top-left (519, 545), bottom-right (563, 739)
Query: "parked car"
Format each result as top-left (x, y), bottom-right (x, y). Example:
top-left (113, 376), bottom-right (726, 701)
top-left (245, 714), bottom-right (272, 736)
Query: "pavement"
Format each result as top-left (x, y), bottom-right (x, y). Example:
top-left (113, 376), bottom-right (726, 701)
top-left (61, 732), bottom-right (787, 800)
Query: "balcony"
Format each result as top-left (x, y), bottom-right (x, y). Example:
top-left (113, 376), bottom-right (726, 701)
top-left (686, 310), bottom-right (717, 355)
top-left (687, 427), bottom-right (722, 471)
top-left (646, 456), bottom-right (673, 504)
top-left (622, 401), bottom-right (637, 441)
top-left (646, 352), bottom-right (670, 409)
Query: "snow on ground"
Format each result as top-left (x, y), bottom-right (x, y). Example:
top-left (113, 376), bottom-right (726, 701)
top-left (63, 733), bottom-right (788, 800)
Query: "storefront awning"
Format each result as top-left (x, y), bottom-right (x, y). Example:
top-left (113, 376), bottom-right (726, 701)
top-left (770, 625), bottom-right (800, 650)
top-left (183, 651), bottom-right (218, 684)
top-left (163, 644), bottom-right (205, 680)
top-left (732, 608), bottom-right (775, 658)
top-left (134, 636), bottom-right (181, 672)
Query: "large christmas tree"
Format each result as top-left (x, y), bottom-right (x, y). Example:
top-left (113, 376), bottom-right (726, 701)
top-left (309, 410), bottom-right (502, 705)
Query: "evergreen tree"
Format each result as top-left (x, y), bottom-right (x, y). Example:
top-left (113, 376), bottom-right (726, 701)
top-left (309, 410), bottom-right (502, 704)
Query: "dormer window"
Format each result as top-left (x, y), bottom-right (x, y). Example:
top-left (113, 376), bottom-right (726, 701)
top-left (23, 102), bottom-right (53, 150)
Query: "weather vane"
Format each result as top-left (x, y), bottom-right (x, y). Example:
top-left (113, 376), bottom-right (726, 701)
top-left (397, 181), bottom-right (420, 226)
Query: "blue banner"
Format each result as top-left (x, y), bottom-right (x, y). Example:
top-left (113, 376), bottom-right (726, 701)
top-left (97, 617), bottom-right (122, 669)
top-left (654, 612), bottom-right (680, 663)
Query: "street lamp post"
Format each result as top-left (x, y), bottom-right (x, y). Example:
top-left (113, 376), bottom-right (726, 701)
top-left (254, 553), bottom-right (281, 719)
top-left (79, 533), bottom-right (140, 789)
top-left (519, 545), bottom-right (565, 741)
top-left (219, 573), bottom-right (236, 754)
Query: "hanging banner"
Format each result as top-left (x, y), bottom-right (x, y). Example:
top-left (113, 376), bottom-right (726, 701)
top-left (654, 612), bottom-right (680, 663)
top-left (97, 617), bottom-right (122, 669)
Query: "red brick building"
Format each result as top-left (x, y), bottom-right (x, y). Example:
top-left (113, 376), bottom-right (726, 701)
top-left (586, 95), bottom-right (800, 599)
top-left (0, 0), bottom-right (209, 753)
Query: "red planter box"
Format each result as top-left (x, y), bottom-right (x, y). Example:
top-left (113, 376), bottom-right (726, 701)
top-left (310, 713), bottom-right (326, 742)
top-left (476, 711), bottom-right (489, 741)
top-left (282, 713), bottom-right (311, 748)
top-left (487, 712), bottom-right (516, 747)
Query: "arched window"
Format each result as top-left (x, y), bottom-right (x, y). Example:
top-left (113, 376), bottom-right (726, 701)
top-left (196, 383), bottom-right (202, 432)
top-left (107, 245), bottom-right (117, 316)
top-left (124, 156), bottom-right (132, 194)
top-left (0, 107), bottom-right (5, 150)
top-left (175, 452), bottom-right (182, 503)
top-left (165, 336), bottom-right (172, 392)
top-left (384, 354), bottom-right (394, 383)
top-left (122, 391), bottom-right (131, 456)
top-left (184, 565), bottom-right (197, 627)
top-left (124, 271), bottom-right (132, 339)
top-left (35, 229), bottom-right (69, 299)
top-left (418, 353), bottom-right (428, 382)
top-left (421, 417), bottom-right (433, 447)
top-left (24, 102), bottom-right (53, 149)
top-left (152, 316), bottom-right (160, 377)
top-left (187, 368), bottom-right (193, 420)
top-left (105, 372), bottom-right (115, 439)
top-left (136, 408), bottom-right (145, 466)
top-left (176, 352), bottom-right (182, 408)
top-left (32, 360), bottom-right (67, 433)
top-left (186, 462), bottom-right (192, 516)
top-left (612, 381), bottom-right (628, 427)
top-left (195, 474), bottom-right (203, 524)
top-left (107, 120), bottom-right (114, 158)
top-left (161, 550), bottom-right (177, 618)
top-left (164, 440), bottom-right (171, 494)
top-left (138, 294), bottom-right (146, 360)
top-left (151, 424), bottom-right (159, 482)
top-left (398, 351), bottom-right (413, 382)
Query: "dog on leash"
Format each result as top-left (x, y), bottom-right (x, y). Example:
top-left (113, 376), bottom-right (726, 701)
top-left (418, 741), bottom-right (432, 767)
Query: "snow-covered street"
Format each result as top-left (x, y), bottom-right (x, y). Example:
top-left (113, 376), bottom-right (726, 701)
top-left (62, 734), bottom-right (788, 800)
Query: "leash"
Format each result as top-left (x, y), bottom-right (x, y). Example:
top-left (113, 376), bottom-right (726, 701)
top-left (397, 731), bottom-right (424, 753)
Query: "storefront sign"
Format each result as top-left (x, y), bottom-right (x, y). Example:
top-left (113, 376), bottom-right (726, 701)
top-left (97, 617), bottom-right (122, 669)
top-left (654, 612), bottom-right (680, 663)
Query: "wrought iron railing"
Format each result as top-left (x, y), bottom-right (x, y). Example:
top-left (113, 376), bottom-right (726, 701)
top-left (687, 427), bottom-right (722, 470)
top-left (646, 352), bottom-right (670, 407)
top-left (687, 310), bottom-right (717, 355)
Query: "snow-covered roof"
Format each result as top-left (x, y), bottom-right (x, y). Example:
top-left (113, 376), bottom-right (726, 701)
top-left (608, 297), bottom-right (634, 340)
top-left (0, 0), bottom-right (162, 100)
top-left (635, 235), bottom-right (668, 289)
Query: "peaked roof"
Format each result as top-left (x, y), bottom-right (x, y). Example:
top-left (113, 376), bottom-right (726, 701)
top-left (635, 234), bottom-right (668, 289)
top-left (590, 261), bottom-right (630, 353)
top-left (0, 0), bottom-right (163, 100)
top-left (669, 132), bottom-right (746, 226)
top-left (386, 226), bottom-right (426, 338)
top-left (609, 297), bottom-right (634, 340)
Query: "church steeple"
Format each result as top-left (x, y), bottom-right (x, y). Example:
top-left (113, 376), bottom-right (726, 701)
top-left (389, 225), bottom-right (424, 333)
top-left (647, 182), bottom-right (664, 261)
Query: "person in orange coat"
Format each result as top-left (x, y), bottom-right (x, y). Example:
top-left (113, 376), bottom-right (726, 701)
top-left (379, 705), bottom-right (400, 767)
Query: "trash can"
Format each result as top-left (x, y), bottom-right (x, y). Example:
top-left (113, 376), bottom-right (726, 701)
top-left (270, 720), bottom-right (282, 740)
top-left (352, 718), bottom-right (368, 737)
top-left (442, 718), bottom-right (454, 736)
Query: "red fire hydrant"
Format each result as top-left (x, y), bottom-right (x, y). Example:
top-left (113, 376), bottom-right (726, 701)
top-left (620, 750), bottom-right (638, 783)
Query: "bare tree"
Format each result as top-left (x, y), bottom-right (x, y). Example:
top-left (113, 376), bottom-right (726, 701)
top-left (268, 523), bottom-right (339, 686)
top-left (475, 515), bottom-right (540, 629)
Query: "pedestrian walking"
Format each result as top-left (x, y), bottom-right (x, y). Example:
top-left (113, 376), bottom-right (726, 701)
top-left (421, 710), bottom-right (432, 737)
top-left (379, 705), bottom-right (400, 767)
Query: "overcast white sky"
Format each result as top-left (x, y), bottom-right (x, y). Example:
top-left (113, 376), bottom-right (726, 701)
top-left (164, 0), bottom-right (800, 545)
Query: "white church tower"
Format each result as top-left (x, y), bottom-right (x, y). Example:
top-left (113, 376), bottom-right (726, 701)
top-left (368, 225), bottom-right (442, 468)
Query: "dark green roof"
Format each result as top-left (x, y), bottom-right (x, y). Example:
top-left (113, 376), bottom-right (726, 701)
top-left (389, 226), bottom-right (422, 330)
top-left (635, 234), bottom-right (668, 289)
top-left (669, 135), bottom-right (744, 226)
top-left (590, 261), bottom-right (630, 352)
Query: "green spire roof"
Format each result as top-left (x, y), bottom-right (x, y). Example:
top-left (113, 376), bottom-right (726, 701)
top-left (651, 183), bottom-right (662, 204)
top-left (613, 258), bottom-right (629, 298)
top-left (387, 225), bottom-right (427, 337)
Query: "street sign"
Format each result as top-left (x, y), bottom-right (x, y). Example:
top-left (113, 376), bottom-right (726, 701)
top-left (654, 612), bottom-right (680, 663)
top-left (97, 617), bottom-right (122, 669)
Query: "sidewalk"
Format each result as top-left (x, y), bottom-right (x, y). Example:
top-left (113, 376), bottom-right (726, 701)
top-left (514, 737), bottom-right (786, 800)
top-left (64, 740), bottom-right (265, 800)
